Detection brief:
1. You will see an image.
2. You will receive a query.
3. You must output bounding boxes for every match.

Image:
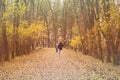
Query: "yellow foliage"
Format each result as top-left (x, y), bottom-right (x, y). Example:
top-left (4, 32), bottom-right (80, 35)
top-left (18, 20), bottom-right (47, 40)
top-left (6, 21), bottom-right (13, 36)
top-left (70, 36), bottom-right (81, 48)
top-left (72, 25), bottom-right (79, 35)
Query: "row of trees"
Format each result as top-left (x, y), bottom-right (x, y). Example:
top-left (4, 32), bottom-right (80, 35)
top-left (69, 0), bottom-right (120, 65)
top-left (0, 0), bottom-right (47, 62)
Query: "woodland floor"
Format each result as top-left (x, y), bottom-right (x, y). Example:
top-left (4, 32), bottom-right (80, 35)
top-left (0, 48), bottom-right (120, 80)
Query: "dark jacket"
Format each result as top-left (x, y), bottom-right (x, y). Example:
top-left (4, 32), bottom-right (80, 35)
top-left (58, 42), bottom-right (64, 50)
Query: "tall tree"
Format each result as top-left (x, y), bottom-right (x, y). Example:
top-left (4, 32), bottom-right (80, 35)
top-left (0, 0), bottom-right (10, 61)
top-left (12, 0), bottom-right (20, 58)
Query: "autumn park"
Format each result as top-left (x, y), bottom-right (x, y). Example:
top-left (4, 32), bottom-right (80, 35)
top-left (0, 0), bottom-right (120, 80)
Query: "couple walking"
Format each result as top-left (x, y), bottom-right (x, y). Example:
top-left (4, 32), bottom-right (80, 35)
top-left (56, 37), bottom-right (64, 56)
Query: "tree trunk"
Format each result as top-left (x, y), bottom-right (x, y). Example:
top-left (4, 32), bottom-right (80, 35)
top-left (12, 0), bottom-right (20, 57)
top-left (106, 40), bottom-right (112, 62)
top-left (1, 0), bottom-right (10, 61)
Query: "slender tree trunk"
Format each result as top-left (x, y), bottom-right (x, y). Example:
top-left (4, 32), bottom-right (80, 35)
top-left (12, 0), bottom-right (20, 58)
top-left (1, 0), bottom-right (10, 61)
top-left (2, 23), bottom-right (10, 61)
top-left (106, 40), bottom-right (112, 62)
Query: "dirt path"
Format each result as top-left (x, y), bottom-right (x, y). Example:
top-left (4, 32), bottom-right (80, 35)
top-left (0, 48), bottom-right (120, 80)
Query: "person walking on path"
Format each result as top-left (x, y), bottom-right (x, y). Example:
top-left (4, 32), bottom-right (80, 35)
top-left (58, 41), bottom-right (64, 57)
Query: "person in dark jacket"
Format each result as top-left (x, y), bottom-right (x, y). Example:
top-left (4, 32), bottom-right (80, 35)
top-left (58, 41), bottom-right (64, 56)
